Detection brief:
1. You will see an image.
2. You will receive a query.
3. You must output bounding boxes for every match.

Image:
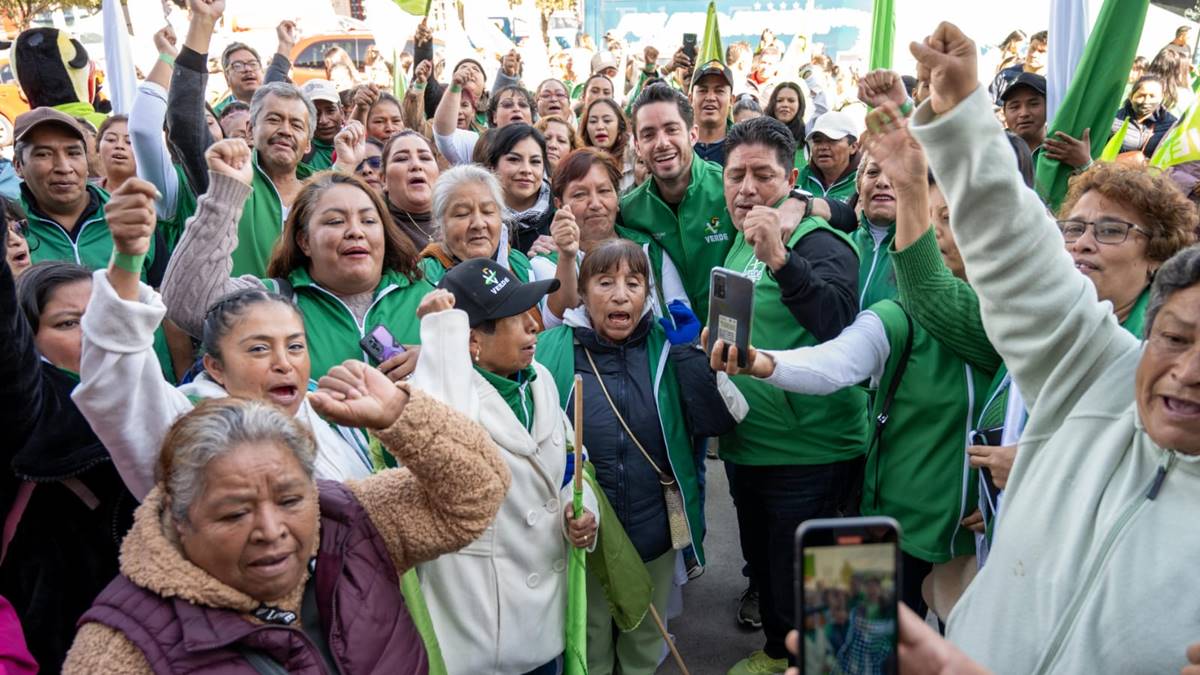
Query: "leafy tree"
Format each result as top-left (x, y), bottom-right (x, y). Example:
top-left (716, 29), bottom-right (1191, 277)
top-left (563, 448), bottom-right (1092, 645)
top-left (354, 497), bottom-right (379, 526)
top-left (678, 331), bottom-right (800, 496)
top-left (0, 0), bottom-right (102, 32)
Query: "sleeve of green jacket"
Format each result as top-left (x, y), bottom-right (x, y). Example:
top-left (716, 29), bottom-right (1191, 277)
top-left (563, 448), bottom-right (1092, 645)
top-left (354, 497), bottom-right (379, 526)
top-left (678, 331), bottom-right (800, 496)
top-left (891, 227), bottom-right (1002, 375)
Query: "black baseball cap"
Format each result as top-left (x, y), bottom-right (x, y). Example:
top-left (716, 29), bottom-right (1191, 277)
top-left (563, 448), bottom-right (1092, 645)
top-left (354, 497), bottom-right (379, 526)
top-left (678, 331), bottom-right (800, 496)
top-left (999, 72), bottom-right (1047, 103)
top-left (437, 258), bottom-right (560, 328)
top-left (692, 59), bottom-right (734, 89)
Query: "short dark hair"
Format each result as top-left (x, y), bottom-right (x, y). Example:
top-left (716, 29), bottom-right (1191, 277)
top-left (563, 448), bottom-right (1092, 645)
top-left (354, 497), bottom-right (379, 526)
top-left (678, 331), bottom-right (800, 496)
top-left (551, 147), bottom-right (621, 202)
top-left (578, 238), bottom-right (649, 294)
top-left (483, 123), bottom-right (548, 171)
top-left (96, 113), bottom-right (128, 141)
top-left (631, 83), bottom-right (694, 132)
top-left (1147, 245), bottom-right (1200, 333)
top-left (16, 261), bottom-right (91, 331)
top-left (1030, 30), bottom-right (1048, 46)
top-left (487, 86), bottom-right (536, 128)
top-left (219, 100), bottom-right (250, 120)
top-left (221, 42), bottom-right (261, 70)
top-left (725, 115), bottom-right (796, 174)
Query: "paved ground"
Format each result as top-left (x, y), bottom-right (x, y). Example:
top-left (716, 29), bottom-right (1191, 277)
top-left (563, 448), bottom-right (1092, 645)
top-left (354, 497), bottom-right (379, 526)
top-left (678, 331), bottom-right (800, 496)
top-left (658, 458), bottom-right (764, 675)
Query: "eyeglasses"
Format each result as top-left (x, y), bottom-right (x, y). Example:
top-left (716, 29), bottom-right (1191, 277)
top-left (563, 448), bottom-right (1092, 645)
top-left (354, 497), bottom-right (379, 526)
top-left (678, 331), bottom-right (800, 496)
top-left (1056, 218), bottom-right (1151, 245)
top-left (356, 156), bottom-right (382, 173)
top-left (227, 60), bottom-right (261, 74)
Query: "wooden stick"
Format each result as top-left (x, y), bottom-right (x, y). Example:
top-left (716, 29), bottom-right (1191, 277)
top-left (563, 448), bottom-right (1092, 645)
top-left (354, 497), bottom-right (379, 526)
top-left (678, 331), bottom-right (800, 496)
top-left (648, 604), bottom-right (690, 675)
top-left (573, 375), bottom-right (584, 494)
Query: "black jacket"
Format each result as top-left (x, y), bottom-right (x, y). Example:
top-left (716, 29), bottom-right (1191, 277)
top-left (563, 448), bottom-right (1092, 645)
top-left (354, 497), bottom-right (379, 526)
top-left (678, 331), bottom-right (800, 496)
top-left (0, 257), bottom-right (136, 672)
top-left (569, 316), bottom-right (735, 561)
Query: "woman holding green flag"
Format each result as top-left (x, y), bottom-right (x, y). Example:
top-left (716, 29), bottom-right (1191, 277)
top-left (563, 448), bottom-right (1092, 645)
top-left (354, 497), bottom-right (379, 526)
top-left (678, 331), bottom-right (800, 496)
top-left (411, 260), bottom-right (599, 675)
top-left (537, 239), bottom-right (744, 675)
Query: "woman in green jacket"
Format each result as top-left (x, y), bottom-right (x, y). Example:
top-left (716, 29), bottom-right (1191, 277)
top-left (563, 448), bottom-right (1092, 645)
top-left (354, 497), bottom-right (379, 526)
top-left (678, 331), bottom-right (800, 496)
top-left (162, 138), bottom-right (433, 381)
top-left (537, 239), bottom-right (744, 674)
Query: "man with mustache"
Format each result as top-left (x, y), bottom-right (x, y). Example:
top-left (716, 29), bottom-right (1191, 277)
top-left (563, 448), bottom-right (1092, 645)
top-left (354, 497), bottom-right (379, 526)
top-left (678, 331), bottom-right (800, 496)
top-left (621, 83), bottom-right (825, 320)
top-left (713, 115), bottom-right (861, 675)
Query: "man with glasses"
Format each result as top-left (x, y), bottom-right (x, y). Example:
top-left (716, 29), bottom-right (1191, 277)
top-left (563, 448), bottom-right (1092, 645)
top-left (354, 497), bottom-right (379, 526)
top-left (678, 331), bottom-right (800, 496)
top-left (214, 42), bottom-right (263, 115)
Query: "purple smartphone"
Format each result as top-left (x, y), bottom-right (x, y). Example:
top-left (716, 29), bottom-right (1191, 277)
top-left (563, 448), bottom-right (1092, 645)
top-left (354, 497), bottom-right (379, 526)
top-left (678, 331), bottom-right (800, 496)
top-left (359, 324), bottom-right (406, 362)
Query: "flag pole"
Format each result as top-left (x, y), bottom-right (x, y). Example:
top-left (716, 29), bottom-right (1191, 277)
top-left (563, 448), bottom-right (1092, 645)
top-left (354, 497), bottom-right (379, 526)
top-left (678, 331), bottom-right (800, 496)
top-left (573, 375), bottom-right (584, 495)
top-left (648, 604), bottom-right (690, 675)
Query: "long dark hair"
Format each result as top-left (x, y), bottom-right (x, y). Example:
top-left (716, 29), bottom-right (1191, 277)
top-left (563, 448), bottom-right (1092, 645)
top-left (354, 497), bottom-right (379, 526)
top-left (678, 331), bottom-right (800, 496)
top-left (483, 123), bottom-right (549, 171)
top-left (580, 97), bottom-right (629, 162)
top-left (765, 82), bottom-right (806, 142)
top-left (267, 171), bottom-right (422, 281)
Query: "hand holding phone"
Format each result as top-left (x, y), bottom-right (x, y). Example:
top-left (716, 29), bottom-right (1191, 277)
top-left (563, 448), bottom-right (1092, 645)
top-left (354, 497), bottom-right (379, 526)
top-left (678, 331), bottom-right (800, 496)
top-left (796, 517), bottom-right (901, 675)
top-left (706, 268), bottom-right (755, 369)
top-left (360, 324), bottom-right (406, 364)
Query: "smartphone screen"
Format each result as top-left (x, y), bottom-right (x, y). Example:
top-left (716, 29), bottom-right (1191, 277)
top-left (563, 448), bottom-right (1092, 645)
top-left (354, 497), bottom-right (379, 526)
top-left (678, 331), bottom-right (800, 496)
top-left (796, 518), bottom-right (900, 675)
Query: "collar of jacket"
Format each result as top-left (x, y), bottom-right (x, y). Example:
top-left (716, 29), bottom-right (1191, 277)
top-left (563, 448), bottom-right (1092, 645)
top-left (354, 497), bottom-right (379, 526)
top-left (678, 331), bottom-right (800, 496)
top-left (117, 486), bottom-right (317, 622)
top-left (285, 264), bottom-right (416, 294)
top-left (21, 181), bottom-right (104, 233)
top-left (564, 306), bottom-right (654, 353)
top-left (858, 211), bottom-right (896, 237)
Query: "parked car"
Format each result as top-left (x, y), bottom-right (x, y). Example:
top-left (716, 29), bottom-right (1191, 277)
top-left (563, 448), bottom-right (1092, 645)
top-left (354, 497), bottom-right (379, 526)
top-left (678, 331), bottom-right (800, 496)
top-left (289, 32), bottom-right (376, 85)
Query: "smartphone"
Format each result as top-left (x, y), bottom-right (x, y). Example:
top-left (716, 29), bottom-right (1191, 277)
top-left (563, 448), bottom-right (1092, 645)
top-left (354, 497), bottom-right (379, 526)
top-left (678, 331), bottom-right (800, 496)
top-left (682, 33), bottom-right (697, 62)
top-left (707, 267), bottom-right (755, 368)
top-left (795, 517), bottom-right (901, 675)
top-left (359, 324), bottom-right (406, 363)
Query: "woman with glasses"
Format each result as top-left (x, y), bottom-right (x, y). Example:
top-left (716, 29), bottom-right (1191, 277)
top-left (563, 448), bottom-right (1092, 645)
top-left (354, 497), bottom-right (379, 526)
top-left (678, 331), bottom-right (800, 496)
top-left (535, 79), bottom-right (572, 120)
top-left (354, 138), bottom-right (385, 194)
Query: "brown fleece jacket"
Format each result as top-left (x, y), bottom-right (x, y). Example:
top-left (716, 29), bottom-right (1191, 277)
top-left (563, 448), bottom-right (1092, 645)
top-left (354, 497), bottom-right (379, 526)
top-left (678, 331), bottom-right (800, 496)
top-left (62, 388), bottom-right (510, 674)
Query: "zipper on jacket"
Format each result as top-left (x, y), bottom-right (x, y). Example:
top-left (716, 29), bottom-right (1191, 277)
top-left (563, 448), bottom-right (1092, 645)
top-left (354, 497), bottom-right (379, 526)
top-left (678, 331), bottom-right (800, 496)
top-left (34, 212), bottom-right (102, 265)
top-left (1031, 451), bottom-right (1177, 675)
top-left (859, 231), bottom-right (885, 310)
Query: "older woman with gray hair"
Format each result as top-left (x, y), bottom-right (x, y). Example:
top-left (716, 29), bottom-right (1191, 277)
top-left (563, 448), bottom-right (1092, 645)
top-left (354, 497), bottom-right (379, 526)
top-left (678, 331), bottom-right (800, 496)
top-left (862, 22), bottom-right (1200, 674)
top-left (63, 364), bottom-right (510, 674)
top-left (418, 164), bottom-right (566, 324)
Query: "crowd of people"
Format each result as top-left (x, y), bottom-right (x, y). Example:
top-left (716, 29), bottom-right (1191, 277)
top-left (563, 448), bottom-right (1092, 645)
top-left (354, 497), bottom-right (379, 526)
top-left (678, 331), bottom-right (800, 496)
top-left (3, 1), bottom-right (1200, 673)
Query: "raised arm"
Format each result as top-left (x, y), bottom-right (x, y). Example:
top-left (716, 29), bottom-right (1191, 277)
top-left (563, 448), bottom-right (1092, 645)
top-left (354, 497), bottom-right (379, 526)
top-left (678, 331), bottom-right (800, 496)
top-left (413, 21), bottom-right (445, 119)
top-left (264, 20), bottom-right (296, 85)
top-left (310, 362), bottom-right (510, 574)
top-left (432, 70), bottom-right (466, 138)
top-left (168, 0), bottom-right (225, 197)
top-left (160, 139), bottom-right (260, 337)
top-left (403, 60), bottom-right (432, 135)
top-left (907, 22), bottom-right (1137, 413)
top-left (0, 251), bottom-right (44, 462)
top-left (130, 26), bottom-right (180, 221)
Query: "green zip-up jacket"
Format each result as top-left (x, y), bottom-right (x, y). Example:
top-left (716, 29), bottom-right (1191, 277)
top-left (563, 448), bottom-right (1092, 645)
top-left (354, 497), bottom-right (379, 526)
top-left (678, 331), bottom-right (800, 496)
top-left (306, 138), bottom-right (335, 171)
top-left (230, 152), bottom-right (315, 277)
top-left (619, 156), bottom-right (734, 319)
top-left (851, 213), bottom-right (898, 311)
top-left (864, 301), bottom-right (994, 563)
top-left (796, 164), bottom-right (857, 200)
top-left (537, 322), bottom-right (706, 566)
top-left (263, 266), bottom-right (433, 378)
top-left (720, 217), bottom-right (868, 466)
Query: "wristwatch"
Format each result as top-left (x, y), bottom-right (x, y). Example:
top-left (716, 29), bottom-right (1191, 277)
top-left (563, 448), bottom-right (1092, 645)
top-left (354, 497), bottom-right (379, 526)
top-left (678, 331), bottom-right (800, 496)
top-left (789, 187), bottom-right (814, 220)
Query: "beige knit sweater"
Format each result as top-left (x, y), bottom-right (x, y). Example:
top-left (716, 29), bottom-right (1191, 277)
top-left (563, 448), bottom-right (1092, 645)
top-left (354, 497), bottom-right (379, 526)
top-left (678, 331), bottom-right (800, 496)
top-left (62, 388), bottom-right (510, 674)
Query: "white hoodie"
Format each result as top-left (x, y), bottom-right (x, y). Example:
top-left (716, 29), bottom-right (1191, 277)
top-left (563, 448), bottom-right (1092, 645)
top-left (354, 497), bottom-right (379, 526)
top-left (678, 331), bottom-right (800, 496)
top-left (72, 270), bottom-right (371, 501)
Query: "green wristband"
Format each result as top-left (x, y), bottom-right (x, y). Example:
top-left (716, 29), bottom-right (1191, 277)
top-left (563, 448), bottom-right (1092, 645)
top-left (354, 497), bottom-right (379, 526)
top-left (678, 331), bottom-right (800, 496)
top-left (111, 250), bottom-right (146, 275)
top-left (413, 83), bottom-right (425, 92)
top-left (899, 97), bottom-right (914, 117)
top-left (449, 83), bottom-right (462, 94)
top-left (158, 52), bottom-right (175, 67)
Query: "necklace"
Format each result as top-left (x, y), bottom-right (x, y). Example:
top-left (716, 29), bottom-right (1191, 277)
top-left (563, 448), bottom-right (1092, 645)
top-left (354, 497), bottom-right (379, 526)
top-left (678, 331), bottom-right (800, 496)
top-left (401, 208), bottom-right (436, 241)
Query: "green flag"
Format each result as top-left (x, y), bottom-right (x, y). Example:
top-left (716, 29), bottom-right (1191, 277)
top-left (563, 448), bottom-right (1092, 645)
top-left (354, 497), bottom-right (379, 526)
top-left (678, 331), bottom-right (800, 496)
top-left (393, 0), bottom-right (432, 15)
top-left (564, 459), bottom-right (589, 675)
top-left (1099, 118), bottom-right (1130, 161)
top-left (1150, 100), bottom-right (1200, 168)
top-left (1035, 0), bottom-right (1149, 210)
top-left (869, 0), bottom-right (894, 70)
top-left (392, 48), bottom-right (406, 100)
top-left (698, 1), bottom-right (723, 67)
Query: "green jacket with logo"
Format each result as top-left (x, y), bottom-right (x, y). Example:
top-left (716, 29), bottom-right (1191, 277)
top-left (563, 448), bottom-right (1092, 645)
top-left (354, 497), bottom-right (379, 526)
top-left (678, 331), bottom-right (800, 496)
top-left (619, 156), bottom-right (734, 320)
top-left (719, 217), bottom-right (868, 466)
top-left (796, 164), bottom-right (858, 200)
top-left (263, 266), bottom-right (433, 378)
top-left (863, 300), bottom-right (993, 563)
top-left (851, 213), bottom-right (898, 311)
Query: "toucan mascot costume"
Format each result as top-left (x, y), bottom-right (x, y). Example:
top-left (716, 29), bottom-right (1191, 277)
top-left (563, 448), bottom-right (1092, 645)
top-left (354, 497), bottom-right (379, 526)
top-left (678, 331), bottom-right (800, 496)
top-left (10, 27), bottom-right (106, 128)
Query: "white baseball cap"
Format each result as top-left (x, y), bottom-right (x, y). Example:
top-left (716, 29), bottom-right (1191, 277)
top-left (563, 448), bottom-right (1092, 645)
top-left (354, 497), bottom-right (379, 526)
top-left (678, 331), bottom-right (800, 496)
top-left (806, 110), bottom-right (862, 142)
top-left (300, 79), bottom-right (341, 105)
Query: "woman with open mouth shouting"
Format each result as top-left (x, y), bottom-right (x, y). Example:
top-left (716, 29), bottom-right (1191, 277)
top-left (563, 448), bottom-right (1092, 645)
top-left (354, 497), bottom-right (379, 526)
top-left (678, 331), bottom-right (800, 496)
top-left (3, 199), bottom-right (31, 277)
top-left (536, 239), bottom-right (745, 674)
top-left (383, 130), bottom-right (442, 252)
top-left (162, 139), bottom-right (434, 387)
top-left (73, 175), bottom-right (374, 507)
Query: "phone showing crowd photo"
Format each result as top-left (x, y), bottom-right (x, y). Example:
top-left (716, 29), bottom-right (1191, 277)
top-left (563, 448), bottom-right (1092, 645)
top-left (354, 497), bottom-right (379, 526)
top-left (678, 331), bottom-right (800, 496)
top-left (359, 324), bottom-right (406, 364)
top-left (795, 517), bottom-right (901, 675)
top-left (707, 267), bottom-right (755, 368)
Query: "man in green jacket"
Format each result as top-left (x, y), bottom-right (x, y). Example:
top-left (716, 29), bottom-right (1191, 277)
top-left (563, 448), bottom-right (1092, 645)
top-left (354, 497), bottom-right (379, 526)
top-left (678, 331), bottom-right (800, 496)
top-left (620, 83), bottom-right (813, 320)
top-left (716, 116), bottom-right (864, 675)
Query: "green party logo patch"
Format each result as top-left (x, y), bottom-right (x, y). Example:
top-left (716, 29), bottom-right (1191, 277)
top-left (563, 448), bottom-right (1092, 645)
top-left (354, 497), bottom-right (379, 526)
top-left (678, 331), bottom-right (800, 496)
top-left (704, 217), bottom-right (729, 244)
top-left (482, 268), bottom-right (500, 286)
